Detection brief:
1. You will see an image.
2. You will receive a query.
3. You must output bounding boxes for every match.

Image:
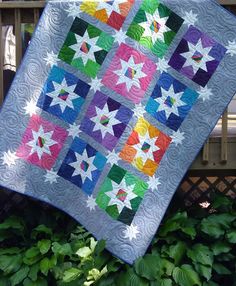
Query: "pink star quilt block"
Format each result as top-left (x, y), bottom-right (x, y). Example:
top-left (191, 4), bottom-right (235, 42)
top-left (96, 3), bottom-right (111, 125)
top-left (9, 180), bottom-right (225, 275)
top-left (102, 43), bottom-right (156, 104)
top-left (169, 25), bottom-right (227, 87)
top-left (16, 115), bottom-right (68, 170)
top-left (80, 90), bottom-right (133, 151)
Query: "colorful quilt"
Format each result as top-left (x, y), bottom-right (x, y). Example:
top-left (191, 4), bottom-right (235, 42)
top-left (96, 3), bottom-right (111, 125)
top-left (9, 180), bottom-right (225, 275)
top-left (0, 0), bottom-right (236, 264)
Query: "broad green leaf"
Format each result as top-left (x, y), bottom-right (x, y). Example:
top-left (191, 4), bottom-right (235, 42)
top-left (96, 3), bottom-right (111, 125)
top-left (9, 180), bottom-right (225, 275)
top-left (193, 262), bottom-right (212, 281)
top-left (160, 259), bottom-right (175, 276)
top-left (0, 216), bottom-right (24, 231)
top-left (62, 268), bottom-right (82, 283)
top-left (25, 247), bottom-right (40, 259)
top-left (226, 230), bottom-right (236, 243)
top-left (0, 254), bottom-right (22, 274)
top-left (28, 263), bottom-right (39, 281)
top-left (0, 247), bottom-right (21, 255)
top-left (23, 277), bottom-right (47, 286)
top-left (187, 244), bottom-right (213, 266)
top-left (37, 239), bottom-right (51, 255)
top-left (95, 239), bottom-right (106, 255)
top-left (116, 268), bottom-right (149, 286)
top-left (134, 254), bottom-right (160, 280)
top-left (52, 242), bottom-right (72, 256)
top-left (167, 241), bottom-right (187, 265)
top-left (173, 264), bottom-right (201, 286)
top-left (159, 212), bottom-right (187, 236)
top-left (0, 277), bottom-right (11, 286)
top-left (203, 281), bottom-right (218, 286)
top-left (10, 265), bottom-right (29, 286)
top-left (150, 279), bottom-right (172, 286)
top-left (212, 241), bottom-right (231, 256)
top-left (212, 263), bottom-right (231, 275)
top-left (31, 225), bottom-right (52, 239)
top-left (40, 257), bottom-right (51, 276)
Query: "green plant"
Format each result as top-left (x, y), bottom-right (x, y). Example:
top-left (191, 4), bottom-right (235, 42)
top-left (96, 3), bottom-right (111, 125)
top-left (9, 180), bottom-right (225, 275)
top-left (0, 193), bottom-right (235, 286)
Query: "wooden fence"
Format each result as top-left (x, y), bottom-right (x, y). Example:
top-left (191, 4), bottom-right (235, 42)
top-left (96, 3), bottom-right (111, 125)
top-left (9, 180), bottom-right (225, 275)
top-left (0, 0), bottom-right (236, 172)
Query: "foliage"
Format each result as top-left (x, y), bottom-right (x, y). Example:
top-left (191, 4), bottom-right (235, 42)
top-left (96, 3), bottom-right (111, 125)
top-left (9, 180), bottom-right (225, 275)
top-left (0, 193), bottom-right (235, 285)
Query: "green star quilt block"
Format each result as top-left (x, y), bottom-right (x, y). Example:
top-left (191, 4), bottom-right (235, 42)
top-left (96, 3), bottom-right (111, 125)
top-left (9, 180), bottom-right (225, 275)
top-left (58, 17), bottom-right (114, 78)
top-left (96, 164), bottom-right (148, 225)
top-left (126, 0), bottom-right (184, 58)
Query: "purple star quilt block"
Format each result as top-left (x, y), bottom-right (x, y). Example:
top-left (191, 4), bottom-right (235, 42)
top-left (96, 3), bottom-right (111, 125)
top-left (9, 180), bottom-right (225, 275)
top-left (145, 72), bottom-right (199, 131)
top-left (80, 91), bottom-right (133, 151)
top-left (169, 25), bottom-right (227, 87)
top-left (58, 137), bottom-right (107, 195)
top-left (37, 66), bottom-right (90, 124)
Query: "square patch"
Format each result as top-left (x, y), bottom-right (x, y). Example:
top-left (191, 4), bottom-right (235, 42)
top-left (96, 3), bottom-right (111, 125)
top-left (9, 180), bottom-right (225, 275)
top-left (37, 66), bottom-right (90, 124)
top-left (169, 25), bottom-right (227, 87)
top-left (16, 115), bottom-right (68, 170)
top-left (119, 117), bottom-right (171, 176)
top-left (102, 43), bottom-right (156, 104)
top-left (96, 164), bottom-right (148, 225)
top-left (80, 0), bottom-right (134, 30)
top-left (57, 137), bottom-right (107, 195)
top-left (80, 91), bottom-right (133, 151)
top-left (126, 0), bottom-right (184, 58)
top-left (145, 72), bottom-right (199, 131)
top-left (58, 17), bottom-right (114, 78)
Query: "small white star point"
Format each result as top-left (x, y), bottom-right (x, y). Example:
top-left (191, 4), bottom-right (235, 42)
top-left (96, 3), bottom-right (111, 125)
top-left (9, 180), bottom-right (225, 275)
top-left (171, 130), bottom-right (185, 146)
top-left (90, 77), bottom-right (103, 92)
top-left (68, 123), bottom-right (81, 139)
top-left (66, 2), bottom-right (83, 18)
top-left (199, 86), bottom-right (213, 102)
top-left (226, 40), bottom-right (236, 57)
top-left (148, 176), bottom-right (161, 191)
top-left (114, 29), bottom-right (128, 45)
top-left (24, 99), bottom-right (39, 116)
top-left (107, 150), bottom-right (120, 166)
top-left (44, 170), bottom-right (59, 184)
top-left (123, 224), bottom-right (140, 241)
top-left (44, 51), bottom-right (59, 67)
top-left (1, 150), bottom-right (18, 167)
top-left (86, 195), bottom-right (97, 211)
top-left (157, 58), bottom-right (169, 73)
top-left (134, 103), bottom-right (146, 118)
top-left (182, 9), bottom-right (198, 27)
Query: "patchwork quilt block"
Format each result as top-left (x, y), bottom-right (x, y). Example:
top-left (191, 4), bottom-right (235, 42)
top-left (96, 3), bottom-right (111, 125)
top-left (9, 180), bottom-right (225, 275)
top-left (102, 43), bottom-right (156, 104)
top-left (145, 72), bottom-right (199, 131)
top-left (80, 91), bottom-right (133, 151)
top-left (169, 25), bottom-right (227, 87)
top-left (16, 115), bottom-right (68, 170)
top-left (58, 137), bottom-right (107, 195)
top-left (80, 0), bottom-right (134, 30)
top-left (119, 117), bottom-right (172, 176)
top-left (96, 164), bottom-right (148, 225)
top-left (126, 0), bottom-right (184, 58)
top-left (58, 17), bottom-right (114, 78)
top-left (37, 66), bottom-right (90, 124)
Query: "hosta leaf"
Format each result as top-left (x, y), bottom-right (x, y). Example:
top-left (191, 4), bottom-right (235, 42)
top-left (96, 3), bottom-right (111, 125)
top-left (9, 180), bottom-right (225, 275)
top-left (167, 241), bottom-right (187, 265)
top-left (31, 224), bottom-right (52, 239)
top-left (173, 264), bottom-right (201, 286)
top-left (0, 254), bottom-right (22, 274)
top-left (226, 230), bottom-right (236, 243)
top-left (212, 241), bottom-right (231, 256)
top-left (37, 239), bottom-right (51, 255)
top-left (212, 263), bottom-right (231, 275)
top-left (62, 268), bottom-right (82, 283)
top-left (116, 268), bottom-right (148, 286)
top-left (134, 254), bottom-right (160, 280)
top-left (10, 265), bottom-right (29, 286)
top-left (159, 212), bottom-right (187, 236)
top-left (52, 242), bottom-right (72, 256)
top-left (193, 262), bottom-right (212, 281)
top-left (28, 263), bottom-right (39, 282)
top-left (187, 244), bottom-right (213, 266)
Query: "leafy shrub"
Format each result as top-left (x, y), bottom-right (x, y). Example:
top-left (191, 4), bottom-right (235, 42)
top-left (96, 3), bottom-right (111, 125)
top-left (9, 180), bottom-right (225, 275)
top-left (0, 193), bottom-right (235, 285)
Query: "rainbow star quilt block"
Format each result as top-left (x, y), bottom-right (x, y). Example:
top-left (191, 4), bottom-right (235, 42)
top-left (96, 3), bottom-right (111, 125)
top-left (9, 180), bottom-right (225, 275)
top-left (80, 0), bottom-right (134, 30)
top-left (146, 72), bottom-right (199, 131)
top-left (16, 115), bottom-right (68, 170)
top-left (96, 164), bottom-right (148, 225)
top-left (37, 66), bottom-right (90, 124)
top-left (80, 91), bottom-right (133, 151)
top-left (58, 17), bottom-right (114, 78)
top-left (102, 43), bottom-right (156, 104)
top-left (169, 26), bottom-right (227, 87)
top-left (126, 0), bottom-right (184, 58)
top-left (58, 137), bottom-right (107, 195)
top-left (119, 117), bottom-right (172, 176)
